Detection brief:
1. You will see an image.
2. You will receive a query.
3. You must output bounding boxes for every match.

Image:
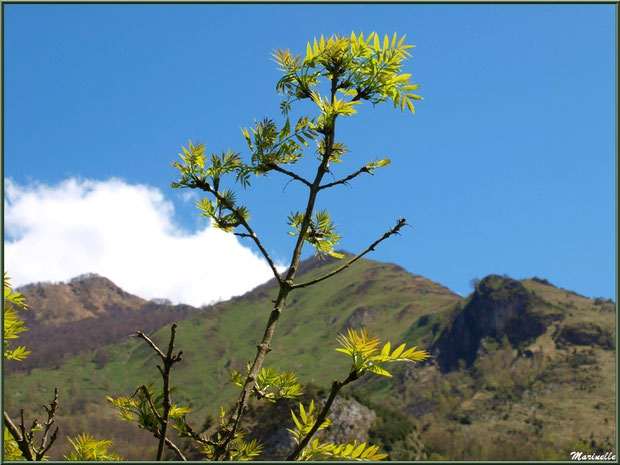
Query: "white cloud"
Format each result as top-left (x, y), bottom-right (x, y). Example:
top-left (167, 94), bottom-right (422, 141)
top-left (4, 178), bottom-right (279, 306)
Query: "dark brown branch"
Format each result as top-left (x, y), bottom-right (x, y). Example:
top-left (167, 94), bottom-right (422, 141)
top-left (292, 218), bottom-right (408, 289)
top-left (140, 385), bottom-right (164, 424)
top-left (141, 395), bottom-right (187, 463)
top-left (133, 331), bottom-right (166, 360)
top-left (286, 371), bottom-right (359, 461)
top-left (19, 410), bottom-right (28, 444)
top-left (162, 437), bottom-right (186, 461)
top-left (4, 411), bottom-right (34, 460)
top-left (192, 178), bottom-right (283, 284)
top-left (135, 325), bottom-right (183, 461)
top-left (35, 388), bottom-right (59, 460)
top-left (318, 165), bottom-right (370, 190)
top-left (180, 417), bottom-right (217, 448)
top-left (213, 75), bottom-right (344, 461)
top-left (3, 389), bottom-right (60, 461)
top-left (266, 163), bottom-right (312, 188)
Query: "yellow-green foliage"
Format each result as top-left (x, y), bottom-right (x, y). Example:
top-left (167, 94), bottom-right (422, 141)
top-left (171, 31), bottom-right (419, 260)
top-left (124, 31), bottom-right (424, 460)
top-left (287, 210), bottom-right (345, 259)
top-left (287, 399), bottom-right (332, 446)
top-left (106, 382), bottom-right (191, 432)
top-left (64, 433), bottom-right (121, 461)
top-left (231, 365), bottom-right (303, 402)
top-left (198, 407), bottom-right (264, 461)
top-left (3, 274), bottom-right (31, 361)
top-left (3, 274), bottom-right (31, 460)
top-left (275, 32), bottom-right (421, 117)
top-left (286, 328), bottom-right (430, 460)
top-left (336, 328), bottom-right (430, 377)
top-left (3, 428), bottom-right (25, 461)
top-left (287, 400), bottom-right (387, 461)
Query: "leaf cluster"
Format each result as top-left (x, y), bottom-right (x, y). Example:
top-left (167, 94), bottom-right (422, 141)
top-left (307, 440), bottom-right (388, 461)
top-left (3, 428), bottom-right (25, 461)
top-left (241, 117), bottom-right (318, 175)
top-left (287, 400), bottom-right (386, 461)
top-left (275, 31), bottom-right (421, 122)
top-left (3, 276), bottom-right (124, 461)
top-left (106, 382), bottom-right (191, 433)
top-left (170, 31), bottom-right (419, 254)
top-left (195, 407), bottom-right (263, 461)
top-left (365, 157), bottom-right (391, 174)
top-left (64, 433), bottom-right (122, 461)
top-left (171, 141), bottom-right (250, 232)
top-left (287, 400), bottom-right (331, 449)
top-left (288, 210), bottom-right (345, 259)
top-left (336, 328), bottom-right (430, 378)
top-left (3, 274), bottom-right (31, 361)
top-left (231, 365), bottom-right (303, 403)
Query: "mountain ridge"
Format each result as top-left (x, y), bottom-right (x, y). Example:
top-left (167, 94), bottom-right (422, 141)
top-left (4, 256), bottom-right (616, 460)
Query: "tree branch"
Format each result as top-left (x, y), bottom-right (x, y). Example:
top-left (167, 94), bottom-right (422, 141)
top-left (179, 417), bottom-right (217, 448)
top-left (192, 178), bottom-right (283, 284)
top-left (3, 411), bottom-right (34, 460)
top-left (162, 437), bottom-right (186, 461)
top-left (142, 398), bottom-right (188, 463)
top-left (214, 76), bottom-right (344, 461)
top-left (266, 163), bottom-right (312, 188)
top-left (3, 388), bottom-right (60, 461)
top-left (286, 371), bottom-right (359, 461)
top-left (292, 218), bottom-right (408, 289)
top-left (318, 165), bottom-right (371, 190)
top-left (148, 433), bottom-right (186, 461)
top-left (135, 325), bottom-right (183, 461)
top-left (140, 385), bottom-right (164, 425)
top-left (214, 146), bottom-right (334, 458)
top-left (35, 388), bottom-right (59, 460)
top-left (133, 331), bottom-right (166, 361)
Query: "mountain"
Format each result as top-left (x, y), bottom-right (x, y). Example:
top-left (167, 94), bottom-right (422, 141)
top-left (8, 274), bottom-right (201, 374)
top-left (4, 258), bottom-right (615, 460)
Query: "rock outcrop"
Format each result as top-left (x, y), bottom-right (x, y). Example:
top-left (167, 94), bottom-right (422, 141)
top-left (431, 275), bottom-right (563, 372)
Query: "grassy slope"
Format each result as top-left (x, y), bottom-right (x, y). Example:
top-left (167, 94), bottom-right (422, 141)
top-left (5, 267), bottom-right (614, 460)
top-left (4, 257), bottom-right (460, 460)
top-left (411, 279), bottom-right (616, 460)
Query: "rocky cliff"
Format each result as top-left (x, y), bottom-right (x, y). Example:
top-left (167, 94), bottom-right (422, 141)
top-left (431, 275), bottom-right (564, 372)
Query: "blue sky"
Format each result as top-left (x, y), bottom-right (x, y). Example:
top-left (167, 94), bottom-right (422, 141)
top-left (3, 3), bottom-right (616, 304)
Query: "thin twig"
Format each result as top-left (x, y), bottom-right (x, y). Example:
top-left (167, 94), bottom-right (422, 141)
top-left (266, 163), bottom-right (312, 188)
top-left (292, 218), bottom-right (408, 289)
top-left (3, 411), bottom-right (34, 460)
top-left (35, 388), bottom-right (59, 460)
top-left (163, 437), bottom-right (186, 461)
top-left (214, 76), bottom-right (345, 460)
top-left (3, 389), bottom-right (60, 461)
top-left (36, 427), bottom-right (58, 461)
top-left (135, 325), bottom-right (183, 461)
top-left (140, 385), bottom-right (164, 424)
top-left (192, 178), bottom-right (283, 284)
top-left (19, 409), bottom-right (27, 443)
top-left (286, 371), bottom-right (359, 461)
top-left (150, 433), bottom-right (187, 461)
top-left (181, 417), bottom-right (217, 448)
top-left (147, 414), bottom-right (188, 463)
top-left (318, 165), bottom-right (371, 190)
top-left (133, 331), bottom-right (166, 360)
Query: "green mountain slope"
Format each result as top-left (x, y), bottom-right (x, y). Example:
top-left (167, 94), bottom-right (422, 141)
top-left (4, 256), bottom-right (459, 459)
top-left (4, 260), bottom-right (615, 461)
top-left (9, 274), bottom-right (200, 374)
